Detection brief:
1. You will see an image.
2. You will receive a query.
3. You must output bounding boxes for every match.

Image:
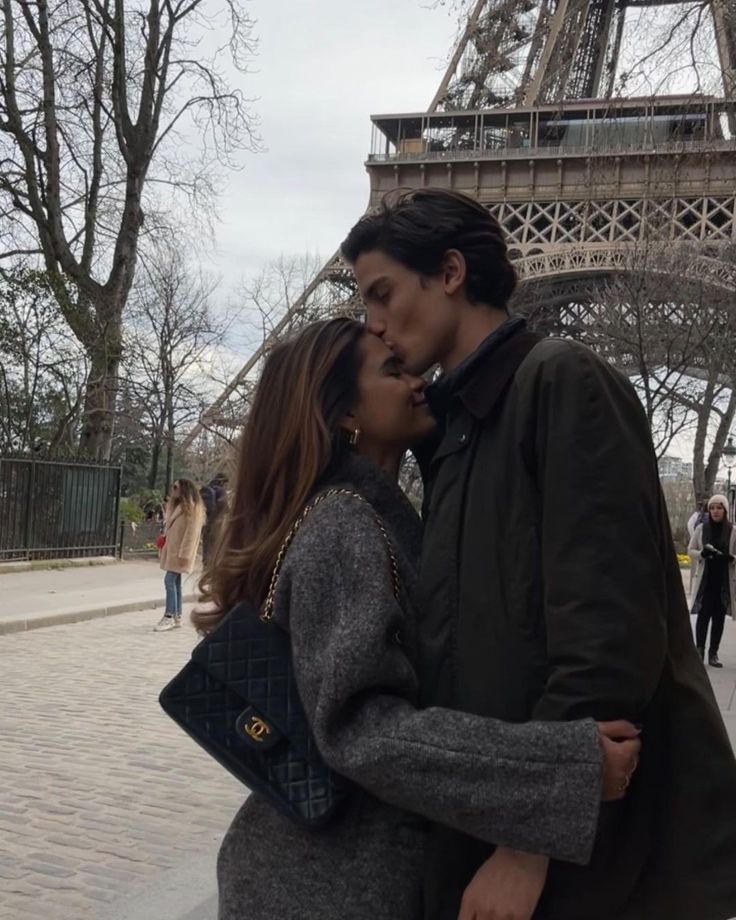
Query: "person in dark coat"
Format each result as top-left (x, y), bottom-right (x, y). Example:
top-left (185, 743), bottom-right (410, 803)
top-left (200, 473), bottom-right (228, 566)
top-left (689, 494), bottom-right (736, 667)
top-left (342, 188), bottom-right (736, 920)
top-left (194, 318), bottom-right (639, 920)
top-left (687, 498), bottom-right (710, 538)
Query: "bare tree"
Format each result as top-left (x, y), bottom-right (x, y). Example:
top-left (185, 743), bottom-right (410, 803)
top-left (574, 259), bottom-right (731, 459)
top-left (661, 478), bottom-right (697, 551)
top-left (123, 243), bottom-right (233, 489)
top-left (191, 253), bottom-right (346, 442)
top-left (236, 253), bottom-right (343, 351)
top-left (520, 236), bottom-right (736, 500)
top-left (684, 369), bottom-right (736, 502)
top-left (0, 268), bottom-right (87, 453)
top-left (0, 0), bottom-right (259, 459)
top-left (614, 2), bottom-right (725, 98)
top-left (641, 247), bottom-right (736, 500)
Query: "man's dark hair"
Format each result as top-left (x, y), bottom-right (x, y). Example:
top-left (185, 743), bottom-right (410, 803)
top-left (341, 188), bottom-right (517, 310)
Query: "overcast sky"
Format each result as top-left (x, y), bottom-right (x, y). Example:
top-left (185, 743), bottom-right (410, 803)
top-left (205, 1), bottom-right (456, 295)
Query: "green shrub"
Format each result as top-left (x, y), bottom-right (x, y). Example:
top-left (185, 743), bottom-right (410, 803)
top-left (119, 497), bottom-right (145, 524)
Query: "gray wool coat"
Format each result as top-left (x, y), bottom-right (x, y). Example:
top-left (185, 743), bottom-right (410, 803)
top-left (217, 456), bottom-right (604, 920)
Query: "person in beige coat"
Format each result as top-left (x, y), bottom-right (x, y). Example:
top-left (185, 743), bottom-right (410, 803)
top-left (155, 478), bottom-right (205, 632)
top-left (688, 493), bottom-right (736, 667)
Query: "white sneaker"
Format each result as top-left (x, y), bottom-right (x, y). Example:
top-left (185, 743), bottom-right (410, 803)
top-left (154, 615), bottom-right (177, 632)
top-left (173, 616), bottom-right (183, 628)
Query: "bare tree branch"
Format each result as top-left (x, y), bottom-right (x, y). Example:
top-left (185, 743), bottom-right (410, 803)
top-left (0, 0), bottom-right (260, 458)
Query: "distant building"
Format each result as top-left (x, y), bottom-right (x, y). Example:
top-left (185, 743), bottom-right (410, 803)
top-left (659, 455), bottom-right (693, 482)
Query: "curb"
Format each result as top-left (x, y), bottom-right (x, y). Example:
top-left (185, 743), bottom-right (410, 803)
top-left (0, 592), bottom-right (198, 636)
top-left (0, 555), bottom-right (120, 575)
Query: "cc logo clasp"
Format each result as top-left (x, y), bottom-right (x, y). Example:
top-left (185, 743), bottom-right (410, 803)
top-left (244, 716), bottom-right (272, 743)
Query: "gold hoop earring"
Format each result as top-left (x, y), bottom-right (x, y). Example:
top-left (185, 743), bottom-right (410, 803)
top-left (349, 428), bottom-right (361, 448)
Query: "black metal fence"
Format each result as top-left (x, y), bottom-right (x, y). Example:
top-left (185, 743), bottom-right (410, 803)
top-left (119, 519), bottom-right (163, 559)
top-left (0, 455), bottom-right (121, 561)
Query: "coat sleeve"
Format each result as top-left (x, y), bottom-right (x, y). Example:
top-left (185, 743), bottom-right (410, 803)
top-left (688, 525), bottom-right (703, 562)
top-left (523, 341), bottom-right (669, 723)
top-left (687, 514), bottom-right (697, 539)
top-left (280, 497), bottom-right (603, 865)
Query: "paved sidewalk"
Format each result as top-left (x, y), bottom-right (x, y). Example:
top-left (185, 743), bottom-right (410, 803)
top-left (0, 611), bottom-right (244, 920)
top-left (0, 561), bottom-right (201, 634)
top-left (706, 620), bottom-right (736, 749)
top-left (681, 567), bottom-right (736, 748)
top-left (0, 568), bottom-right (734, 920)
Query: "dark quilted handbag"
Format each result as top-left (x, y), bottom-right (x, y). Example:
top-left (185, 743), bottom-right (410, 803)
top-left (159, 597), bottom-right (352, 827)
top-left (159, 488), bottom-right (398, 829)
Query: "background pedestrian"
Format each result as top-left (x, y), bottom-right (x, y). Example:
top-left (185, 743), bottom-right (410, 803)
top-left (155, 478), bottom-right (205, 632)
top-left (200, 473), bottom-right (229, 567)
top-left (689, 493), bottom-right (736, 667)
top-left (687, 499), bottom-right (709, 538)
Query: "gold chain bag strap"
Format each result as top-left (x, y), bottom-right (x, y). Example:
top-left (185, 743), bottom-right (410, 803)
top-left (159, 487), bottom-right (401, 829)
top-left (261, 487), bottom-right (400, 622)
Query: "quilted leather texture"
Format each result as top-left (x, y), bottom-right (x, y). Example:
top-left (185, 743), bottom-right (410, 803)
top-left (159, 601), bottom-right (352, 828)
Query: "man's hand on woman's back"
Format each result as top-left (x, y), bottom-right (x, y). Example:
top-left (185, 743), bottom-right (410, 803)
top-left (597, 720), bottom-right (641, 801)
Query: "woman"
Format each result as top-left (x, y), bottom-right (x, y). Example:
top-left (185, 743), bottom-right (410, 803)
top-left (155, 478), bottom-right (205, 633)
top-left (195, 319), bottom-right (640, 920)
top-left (689, 493), bottom-right (736, 667)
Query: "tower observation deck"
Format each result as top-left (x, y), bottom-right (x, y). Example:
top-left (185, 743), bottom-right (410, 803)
top-left (368, 94), bottom-right (736, 300)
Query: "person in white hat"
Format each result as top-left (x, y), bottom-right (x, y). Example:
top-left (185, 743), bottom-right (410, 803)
top-left (688, 493), bottom-right (736, 666)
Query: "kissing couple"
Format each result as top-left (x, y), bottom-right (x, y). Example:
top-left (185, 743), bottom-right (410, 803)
top-left (199, 189), bottom-right (736, 920)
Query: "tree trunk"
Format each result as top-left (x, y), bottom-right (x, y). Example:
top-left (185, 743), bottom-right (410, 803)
top-left (164, 400), bottom-right (176, 490)
top-left (691, 373), bottom-right (736, 501)
top-left (77, 304), bottom-right (124, 460)
top-left (164, 439), bottom-right (174, 492)
top-left (692, 382), bottom-right (715, 502)
top-left (148, 436), bottom-right (161, 490)
top-left (703, 388), bottom-right (736, 496)
top-left (79, 351), bottom-right (120, 460)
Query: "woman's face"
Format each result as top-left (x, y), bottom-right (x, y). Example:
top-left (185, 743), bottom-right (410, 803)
top-left (346, 334), bottom-right (437, 452)
top-left (710, 503), bottom-right (726, 523)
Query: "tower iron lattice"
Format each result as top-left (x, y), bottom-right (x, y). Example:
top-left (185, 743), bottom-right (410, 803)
top-left (188, 0), bottom-right (736, 446)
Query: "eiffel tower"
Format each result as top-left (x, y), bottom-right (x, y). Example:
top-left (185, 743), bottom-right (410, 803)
top-left (188, 0), bottom-right (736, 447)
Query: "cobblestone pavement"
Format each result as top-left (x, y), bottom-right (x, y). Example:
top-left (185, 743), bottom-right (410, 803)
top-left (2, 589), bottom-right (735, 920)
top-left (0, 611), bottom-right (244, 920)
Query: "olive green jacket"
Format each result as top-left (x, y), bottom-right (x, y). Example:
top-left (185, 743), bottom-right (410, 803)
top-left (418, 328), bottom-right (736, 920)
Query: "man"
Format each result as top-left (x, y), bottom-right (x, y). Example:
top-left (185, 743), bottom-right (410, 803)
top-left (200, 473), bottom-right (228, 566)
top-left (687, 499), bottom-right (709, 539)
top-left (341, 189), bottom-right (736, 920)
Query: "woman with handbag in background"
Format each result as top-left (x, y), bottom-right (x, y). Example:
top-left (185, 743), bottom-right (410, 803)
top-left (688, 493), bottom-right (736, 667)
top-left (192, 318), bottom-right (641, 920)
top-left (155, 478), bottom-right (205, 633)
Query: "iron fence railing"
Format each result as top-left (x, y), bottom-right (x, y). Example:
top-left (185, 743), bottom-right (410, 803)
top-left (119, 519), bottom-right (163, 559)
top-left (0, 455), bottom-right (121, 561)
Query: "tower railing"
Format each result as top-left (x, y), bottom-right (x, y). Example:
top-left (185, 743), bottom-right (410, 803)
top-left (368, 136), bottom-right (736, 163)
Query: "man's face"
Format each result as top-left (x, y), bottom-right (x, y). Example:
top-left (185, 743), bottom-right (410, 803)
top-left (353, 249), bottom-right (459, 375)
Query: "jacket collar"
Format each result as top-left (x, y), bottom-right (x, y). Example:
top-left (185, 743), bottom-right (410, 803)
top-left (427, 316), bottom-right (524, 414)
top-left (458, 327), bottom-right (544, 420)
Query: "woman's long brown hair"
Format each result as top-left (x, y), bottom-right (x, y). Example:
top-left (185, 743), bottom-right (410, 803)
top-left (193, 318), bottom-right (365, 634)
top-left (169, 478), bottom-right (203, 518)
